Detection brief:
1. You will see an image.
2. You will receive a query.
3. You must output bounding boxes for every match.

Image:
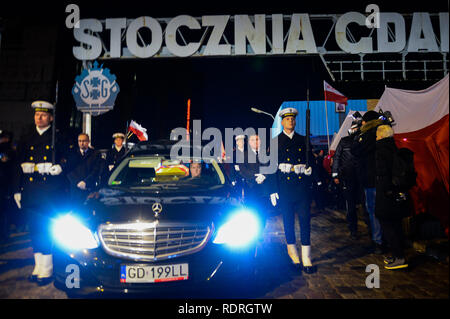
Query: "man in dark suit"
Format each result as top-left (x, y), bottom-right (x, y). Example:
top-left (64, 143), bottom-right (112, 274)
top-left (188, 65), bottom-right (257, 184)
top-left (66, 133), bottom-right (103, 204)
top-left (270, 107), bottom-right (316, 273)
top-left (238, 134), bottom-right (275, 235)
top-left (12, 100), bottom-right (71, 285)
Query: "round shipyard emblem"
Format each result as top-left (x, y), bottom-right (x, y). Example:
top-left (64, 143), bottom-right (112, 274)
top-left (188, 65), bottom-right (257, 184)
top-left (152, 202), bottom-right (163, 218)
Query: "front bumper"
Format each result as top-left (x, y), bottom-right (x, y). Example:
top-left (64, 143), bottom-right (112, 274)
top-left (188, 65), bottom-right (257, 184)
top-left (53, 242), bottom-right (256, 296)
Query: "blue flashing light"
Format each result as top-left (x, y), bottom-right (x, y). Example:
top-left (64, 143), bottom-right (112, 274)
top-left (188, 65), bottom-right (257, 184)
top-left (52, 214), bottom-right (99, 250)
top-left (213, 209), bottom-right (261, 248)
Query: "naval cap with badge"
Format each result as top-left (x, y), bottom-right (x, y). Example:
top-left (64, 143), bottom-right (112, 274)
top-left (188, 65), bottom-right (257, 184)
top-left (279, 107), bottom-right (298, 119)
top-left (112, 132), bottom-right (125, 139)
top-left (235, 134), bottom-right (245, 141)
top-left (31, 100), bottom-right (54, 114)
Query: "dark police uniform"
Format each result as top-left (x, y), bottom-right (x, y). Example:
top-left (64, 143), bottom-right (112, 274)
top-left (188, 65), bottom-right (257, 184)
top-left (12, 100), bottom-right (71, 284)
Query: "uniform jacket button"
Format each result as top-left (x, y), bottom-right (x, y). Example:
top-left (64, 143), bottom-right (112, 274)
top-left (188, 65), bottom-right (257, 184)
top-left (29, 156), bottom-right (33, 161)
top-left (30, 146), bottom-right (34, 150)
top-left (46, 145), bottom-right (50, 149)
top-left (287, 176), bottom-right (290, 180)
top-left (43, 156), bottom-right (47, 160)
top-left (29, 177), bottom-right (33, 182)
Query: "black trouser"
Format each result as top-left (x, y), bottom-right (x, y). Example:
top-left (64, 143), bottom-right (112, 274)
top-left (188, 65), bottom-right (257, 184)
top-left (25, 208), bottom-right (53, 254)
top-left (380, 218), bottom-right (405, 259)
top-left (280, 195), bottom-right (312, 246)
top-left (0, 195), bottom-right (9, 240)
top-left (341, 175), bottom-right (360, 234)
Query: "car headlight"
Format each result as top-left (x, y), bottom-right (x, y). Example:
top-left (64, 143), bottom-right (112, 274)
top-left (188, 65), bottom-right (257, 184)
top-left (52, 214), bottom-right (99, 250)
top-left (213, 209), bottom-right (261, 247)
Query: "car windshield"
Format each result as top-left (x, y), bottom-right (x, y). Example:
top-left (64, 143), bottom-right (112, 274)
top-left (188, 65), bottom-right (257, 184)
top-left (108, 156), bottom-right (225, 190)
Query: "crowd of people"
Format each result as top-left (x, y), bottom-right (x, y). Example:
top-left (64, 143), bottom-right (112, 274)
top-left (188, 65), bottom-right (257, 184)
top-left (0, 100), bottom-right (413, 286)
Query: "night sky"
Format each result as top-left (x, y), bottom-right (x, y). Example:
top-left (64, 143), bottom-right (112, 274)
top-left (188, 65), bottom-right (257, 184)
top-left (2, 0), bottom-right (448, 148)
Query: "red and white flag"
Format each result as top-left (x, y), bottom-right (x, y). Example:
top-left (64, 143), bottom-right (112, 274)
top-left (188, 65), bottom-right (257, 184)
top-left (324, 81), bottom-right (348, 105)
top-left (128, 120), bottom-right (148, 141)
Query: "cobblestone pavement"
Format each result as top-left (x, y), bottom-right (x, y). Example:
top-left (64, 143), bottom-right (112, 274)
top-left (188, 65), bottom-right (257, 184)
top-left (0, 207), bottom-right (448, 299)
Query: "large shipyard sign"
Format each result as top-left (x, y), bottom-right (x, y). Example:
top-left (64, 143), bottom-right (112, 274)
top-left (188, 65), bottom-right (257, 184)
top-left (72, 12), bottom-right (449, 60)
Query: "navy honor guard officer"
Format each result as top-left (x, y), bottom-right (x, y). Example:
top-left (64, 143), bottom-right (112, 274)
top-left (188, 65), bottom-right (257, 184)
top-left (106, 132), bottom-right (126, 171)
top-left (12, 100), bottom-right (70, 285)
top-left (269, 107), bottom-right (317, 273)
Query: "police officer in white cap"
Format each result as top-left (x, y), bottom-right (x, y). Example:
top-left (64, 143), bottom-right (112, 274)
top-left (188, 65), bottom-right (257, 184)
top-left (106, 132), bottom-right (126, 171)
top-left (12, 100), bottom-right (70, 285)
top-left (270, 107), bottom-right (317, 273)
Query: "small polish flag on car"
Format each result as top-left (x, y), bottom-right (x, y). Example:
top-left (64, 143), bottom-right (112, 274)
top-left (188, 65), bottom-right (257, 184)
top-left (128, 120), bottom-right (148, 141)
top-left (324, 81), bottom-right (348, 105)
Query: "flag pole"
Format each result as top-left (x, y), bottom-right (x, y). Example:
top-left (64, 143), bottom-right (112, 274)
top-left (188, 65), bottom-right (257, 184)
top-left (186, 98), bottom-right (191, 141)
top-left (324, 84), bottom-right (330, 152)
top-left (125, 121), bottom-right (129, 150)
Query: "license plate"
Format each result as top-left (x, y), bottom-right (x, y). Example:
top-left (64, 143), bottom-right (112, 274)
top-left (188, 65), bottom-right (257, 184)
top-left (120, 264), bottom-right (189, 283)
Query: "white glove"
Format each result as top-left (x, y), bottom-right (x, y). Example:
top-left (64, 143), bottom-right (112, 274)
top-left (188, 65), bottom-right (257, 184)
top-left (234, 165), bottom-right (240, 171)
top-left (14, 193), bottom-right (21, 209)
top-left (77, 181), bottom-right (87, 190)
top-left (21, 162), bottom-right (35, 174)
top-left (108, 165), bottom-right (114, 171)
top-left (36, 162), bottom-right (53, 175)
top-left (255, 173), bottom-right (266, 184)
top-left (278, 163), bottom-right (293, 173)
top-left (304, 166), bottom-right (312, 176)
top-left (270, 193), bottom-right (279, 207)
top-left (294, 164), bottom-right (306, 175)
top-left (49, 164), bottom-right (62, 176)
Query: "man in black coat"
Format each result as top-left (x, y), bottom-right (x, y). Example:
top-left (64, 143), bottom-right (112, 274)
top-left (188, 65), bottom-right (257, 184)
top-left (270, 108), bottom-right (316, 273)
top-left (332, 120), bottom-right (365, 239)
top-left (66, 133), bottom-right (104, 204)
top-left (238, 134), bottom-right (275, 236)
top-left (375, 125), bottom-right (409, 269)
top-left (351, 110), bottom-right (384, 253)
top-left (12, 100), bottom-right (71, 285)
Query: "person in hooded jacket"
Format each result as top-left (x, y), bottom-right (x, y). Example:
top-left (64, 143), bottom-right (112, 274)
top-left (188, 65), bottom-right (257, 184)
top-left (375, 125), bottom-right (410, 270)
top-left (351, 110), bottom-right (384, 253)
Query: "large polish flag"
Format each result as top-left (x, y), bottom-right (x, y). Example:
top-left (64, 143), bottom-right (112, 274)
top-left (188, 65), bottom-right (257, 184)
top-left (128, 120), bottom-right (148, 141)
top-left (324, 80), bottom-right (348, 105)
top-left (375, 75), bottom-right (449, 235)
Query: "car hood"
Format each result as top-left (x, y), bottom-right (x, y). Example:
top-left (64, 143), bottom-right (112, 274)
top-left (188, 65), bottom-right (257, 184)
top-left (85, 184), bottom-right (240, 225)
